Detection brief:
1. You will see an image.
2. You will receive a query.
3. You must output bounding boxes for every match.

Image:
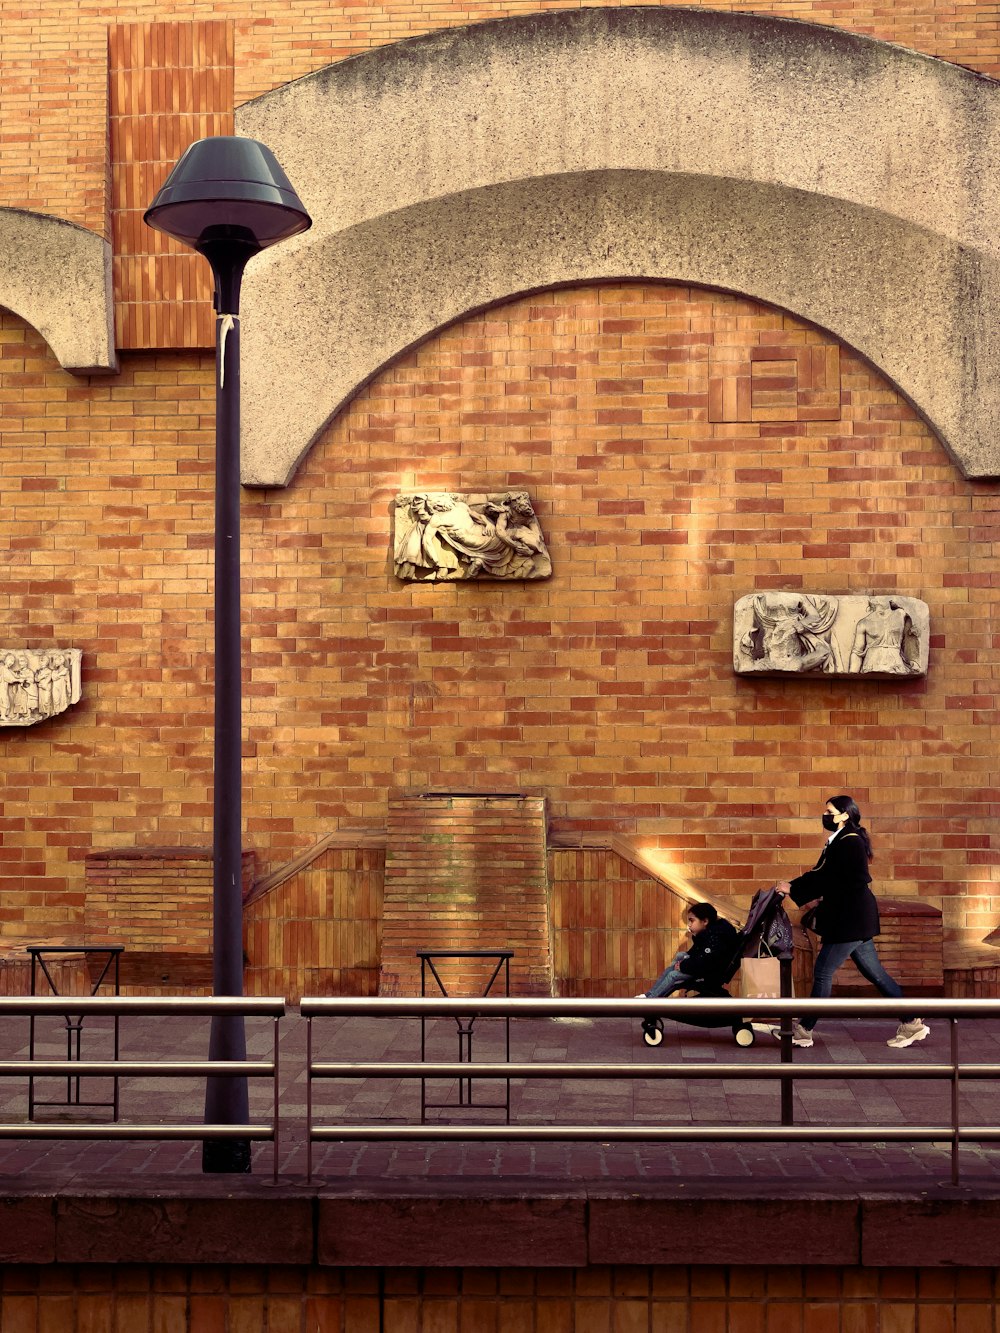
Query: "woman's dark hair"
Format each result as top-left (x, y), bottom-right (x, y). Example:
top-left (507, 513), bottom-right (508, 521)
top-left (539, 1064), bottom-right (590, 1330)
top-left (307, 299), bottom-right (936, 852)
top-left (828, 794), bottom-right (874, 861)
top-left (687, 902), bottom-right (719, 924)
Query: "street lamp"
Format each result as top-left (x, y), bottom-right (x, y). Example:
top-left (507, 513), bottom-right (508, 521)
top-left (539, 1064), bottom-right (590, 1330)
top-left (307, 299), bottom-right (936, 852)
top-left (145, 138), bottom-right (311, 1172)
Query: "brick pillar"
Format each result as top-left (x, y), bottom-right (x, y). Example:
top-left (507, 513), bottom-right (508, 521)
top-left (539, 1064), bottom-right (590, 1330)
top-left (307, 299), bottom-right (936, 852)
top-left (379, 794), bottom-right (552, 996)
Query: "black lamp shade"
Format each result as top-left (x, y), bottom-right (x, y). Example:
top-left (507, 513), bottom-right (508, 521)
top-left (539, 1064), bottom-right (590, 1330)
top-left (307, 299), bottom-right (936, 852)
top-left (144, 136), bottom-right (311, 251)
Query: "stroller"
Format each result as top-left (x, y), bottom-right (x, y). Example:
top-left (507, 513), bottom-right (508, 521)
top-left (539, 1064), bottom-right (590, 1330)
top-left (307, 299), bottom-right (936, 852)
top-left (640, 887), bottom-right (794, 1049)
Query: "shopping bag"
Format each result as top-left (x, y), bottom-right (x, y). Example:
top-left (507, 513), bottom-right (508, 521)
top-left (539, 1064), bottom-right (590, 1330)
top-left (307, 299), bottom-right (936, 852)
top-left (741, 955), bottom-right (781, 999)
top-left (740, 954), bottom-right (785, 1030)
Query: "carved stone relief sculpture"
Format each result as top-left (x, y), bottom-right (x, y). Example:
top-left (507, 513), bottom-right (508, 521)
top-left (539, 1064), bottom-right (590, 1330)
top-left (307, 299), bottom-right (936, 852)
top-left (393, 491), bottom-right (552, 582)
top-left (0, 649), bottom-right (82, 725)
top-left (733, 594), bottom-right (928, 678)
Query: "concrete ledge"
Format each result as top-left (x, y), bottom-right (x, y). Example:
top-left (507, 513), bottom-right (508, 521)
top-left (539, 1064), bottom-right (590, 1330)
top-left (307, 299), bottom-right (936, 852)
top-left (861, 1196), bottom-right (1000, 1267)
top-left (588, 1194), bottom-right (860, 1265)
top-left (0, 1197), bottom-right (56, 1263)
top-left (0, 208), bottom-right (116, 373)
top-left (318, 1195), bottom-right (587, 1267)
top-left (237, 6), bottom-right (1000, 485)
top-left (53, 1196), bottom-right (315, 1265)
top-left (239, 171), bottom-right (991, 487)
top-left (1, 1185), bottom-right (998, 1266)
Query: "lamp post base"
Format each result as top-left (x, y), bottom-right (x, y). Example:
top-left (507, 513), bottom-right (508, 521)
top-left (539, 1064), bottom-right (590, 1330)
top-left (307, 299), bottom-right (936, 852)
top-left (202, 1138), bottom-right (252, 1174)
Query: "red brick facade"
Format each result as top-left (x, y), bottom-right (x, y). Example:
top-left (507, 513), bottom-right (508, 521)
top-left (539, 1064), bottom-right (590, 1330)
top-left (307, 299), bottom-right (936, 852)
top-left (380, 794), bottom-right (552, 996)
top-left (0, 1261), bottom-right (997, 1331)
top-left (1, 278), bottom-right (998, 976)
top-left (2, 2), bottom-right (1000, 988)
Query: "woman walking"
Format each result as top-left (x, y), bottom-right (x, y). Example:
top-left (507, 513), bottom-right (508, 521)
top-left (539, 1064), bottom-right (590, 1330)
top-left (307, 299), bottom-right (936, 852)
top-left (776, 795), bottom-right (930, 1050)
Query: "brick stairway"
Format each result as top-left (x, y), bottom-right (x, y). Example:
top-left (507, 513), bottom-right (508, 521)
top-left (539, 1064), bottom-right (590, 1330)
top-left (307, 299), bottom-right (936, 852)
top-left (378, 793), bottom-right (552, 996)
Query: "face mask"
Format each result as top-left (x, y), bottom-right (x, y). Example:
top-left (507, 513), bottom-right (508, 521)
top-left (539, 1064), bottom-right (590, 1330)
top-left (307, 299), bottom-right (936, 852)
top-left (822, 813), bottom-right (838, 832)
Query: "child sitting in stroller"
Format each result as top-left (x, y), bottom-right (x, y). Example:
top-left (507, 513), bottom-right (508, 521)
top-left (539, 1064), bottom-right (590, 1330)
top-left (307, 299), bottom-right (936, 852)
top-left (641, 902), bottom-right (739, 997)
top-left (639, 890), bottom-right (792, 1048)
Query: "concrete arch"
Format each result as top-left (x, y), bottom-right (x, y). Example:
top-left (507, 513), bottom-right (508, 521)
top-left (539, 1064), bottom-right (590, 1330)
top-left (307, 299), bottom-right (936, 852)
top-left (236, 6), bottom-right (1000, 486)
top-left (0, 209), bottom-right (117, 373)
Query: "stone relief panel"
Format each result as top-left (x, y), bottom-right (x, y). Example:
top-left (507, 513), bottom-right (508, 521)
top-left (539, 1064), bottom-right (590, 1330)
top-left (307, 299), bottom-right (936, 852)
top-left (0, 649), bottom-right (82, 725)
top-left (393, 492), bottom-right (552, 582)
top-left (733, 595), bottom-right (928, 678)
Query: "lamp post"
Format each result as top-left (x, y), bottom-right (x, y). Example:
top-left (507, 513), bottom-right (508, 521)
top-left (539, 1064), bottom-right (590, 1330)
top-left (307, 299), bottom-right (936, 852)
top-left (145, 138), bottom-right (311, 1173)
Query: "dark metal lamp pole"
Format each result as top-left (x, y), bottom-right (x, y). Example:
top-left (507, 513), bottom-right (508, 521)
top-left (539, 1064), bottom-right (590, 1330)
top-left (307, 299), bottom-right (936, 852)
top-left (144, 138), bottom-right (311, 1173)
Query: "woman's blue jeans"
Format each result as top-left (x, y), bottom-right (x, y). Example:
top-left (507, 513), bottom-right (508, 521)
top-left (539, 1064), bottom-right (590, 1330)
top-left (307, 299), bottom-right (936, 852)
top-left (801, 937), bottom-right (907, 1031)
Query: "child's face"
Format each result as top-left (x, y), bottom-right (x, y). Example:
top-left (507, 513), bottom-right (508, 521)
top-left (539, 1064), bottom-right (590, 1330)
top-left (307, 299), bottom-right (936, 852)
top-left (687, 913), bottom-right (708, 936)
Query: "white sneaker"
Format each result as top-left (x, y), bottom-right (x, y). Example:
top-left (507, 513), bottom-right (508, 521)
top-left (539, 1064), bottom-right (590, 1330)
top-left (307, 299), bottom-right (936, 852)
top-left (771, 1020), bottom-right (814, 1048)
top-left (887, 1019), bottom-right (930, 1048)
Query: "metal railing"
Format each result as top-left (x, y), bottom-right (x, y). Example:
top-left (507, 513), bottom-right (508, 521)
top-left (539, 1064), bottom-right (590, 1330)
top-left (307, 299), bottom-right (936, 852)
top-left (0, 996), bottom-right (285, 1179)
top-left (302, 996), bottom-right (1000, 1184)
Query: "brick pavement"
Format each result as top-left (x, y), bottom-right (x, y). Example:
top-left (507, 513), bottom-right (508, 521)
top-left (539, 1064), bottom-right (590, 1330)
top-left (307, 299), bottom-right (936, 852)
top-left (0, 1005), bottom-right (997, 1188)
top-left (2, 1006), bottom-right (1000, 1266)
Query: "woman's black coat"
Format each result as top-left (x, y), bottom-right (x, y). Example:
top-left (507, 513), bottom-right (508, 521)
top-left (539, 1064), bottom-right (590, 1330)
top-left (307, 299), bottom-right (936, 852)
top-left (788, 830), bottom-right (881, 944)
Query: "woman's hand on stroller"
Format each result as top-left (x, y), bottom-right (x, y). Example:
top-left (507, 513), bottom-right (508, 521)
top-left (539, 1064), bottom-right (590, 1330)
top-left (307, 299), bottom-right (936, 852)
top-left (775, 881), bottom-right (792, 895)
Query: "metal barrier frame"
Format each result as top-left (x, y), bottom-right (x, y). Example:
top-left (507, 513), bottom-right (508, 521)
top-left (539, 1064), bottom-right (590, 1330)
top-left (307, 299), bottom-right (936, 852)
top-left (417, 948), bottom-right (514, 1122)
top-left (27, 945), bottom-right (125, 1121)
top-left (0, 996), bottom-right (285, 1180)
top-left (301, 995), bottom-right (1000, 1184)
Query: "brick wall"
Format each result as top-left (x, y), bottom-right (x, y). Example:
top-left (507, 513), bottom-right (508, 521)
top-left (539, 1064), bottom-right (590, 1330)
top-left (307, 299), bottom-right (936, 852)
top-left (237, 837), bottom-right (943, 1003)
top-left (380, 794), bottom-right (552, 996)
top-left (551, 847), bottom-right (687, 998)
top-left (2, 0), bottom-right (999, 239)
top-left (80, 847), bottom-right (255, 990)
top-left (243, 843), bottom-right (384, 999)
top-left (550, 847), bottom-right (817, 998)
top-left (109, 21), bottom-right (235, 349)
top-left (0, 1262), bottom-right (997, 1330)
top-left (945, 953), bottom-right (1000, 998)
top-left (1, 280), bottom-right (998, 973)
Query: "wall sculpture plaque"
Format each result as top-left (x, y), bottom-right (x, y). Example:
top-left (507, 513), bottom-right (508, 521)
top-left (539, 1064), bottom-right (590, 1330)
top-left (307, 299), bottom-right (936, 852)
top-left (0, 649), bottom-right (82, 725)
top-left (393, 491), bottom-right (552, 582)
top-left (733, 594), bottom-right (928, 678)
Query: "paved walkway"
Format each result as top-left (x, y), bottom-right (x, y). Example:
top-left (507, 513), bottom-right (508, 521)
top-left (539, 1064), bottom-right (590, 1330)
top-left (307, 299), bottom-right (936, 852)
top-left (0, 1004), bottom-right (998, 1195)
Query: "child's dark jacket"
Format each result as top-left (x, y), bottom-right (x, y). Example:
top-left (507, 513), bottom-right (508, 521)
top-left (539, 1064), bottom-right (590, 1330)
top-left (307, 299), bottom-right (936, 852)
top-left (676, 918), bottom-right (739, 986)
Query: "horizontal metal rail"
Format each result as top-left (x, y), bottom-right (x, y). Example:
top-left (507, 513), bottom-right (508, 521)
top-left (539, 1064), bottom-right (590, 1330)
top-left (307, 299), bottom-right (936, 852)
top-left (311, 1060), bottom-right (981, 1081)
top-left (302, 996), bottom-right (1000, 1019)
top-left (0, 1060), bottom-right (275, 1078)
top-left (5, 996), bottom-right (285, 1178)
top-left (0, 1123), bottom-right (276, 1140)
top-left (303, 995), bottom-right (1000, 1184)
top-left (311, 1124), bottom-right (998, 1143)
top-left (1, 997), bottom-right (285, 1016)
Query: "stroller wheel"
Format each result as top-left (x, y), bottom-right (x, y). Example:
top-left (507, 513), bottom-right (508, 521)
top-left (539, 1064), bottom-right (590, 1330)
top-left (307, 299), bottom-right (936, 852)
top-left (642, 1018), bottom-right (664, 1047)
top-left (733, 1023), bottom-right (755, 1048)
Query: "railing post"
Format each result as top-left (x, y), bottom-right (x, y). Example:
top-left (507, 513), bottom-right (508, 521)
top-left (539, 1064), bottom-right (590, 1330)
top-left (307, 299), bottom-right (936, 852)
top-left (505, 956), bottom-right (511, 1125)
top-left (420, 961), bottom-right (427, 1124)
top-left (779, 956), bottom-right (794, 1126)
top-left (273, 1013), bottom-right (281, 1184)
top-left (306, 1013), bottom-right (314, 1185)
top-left (951, 1017), bottom-right (961, 1186)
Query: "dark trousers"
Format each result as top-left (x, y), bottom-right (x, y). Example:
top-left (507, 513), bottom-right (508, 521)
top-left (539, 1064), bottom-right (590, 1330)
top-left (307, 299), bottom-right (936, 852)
top-left (801, 937), bottom-right (909, 1032)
